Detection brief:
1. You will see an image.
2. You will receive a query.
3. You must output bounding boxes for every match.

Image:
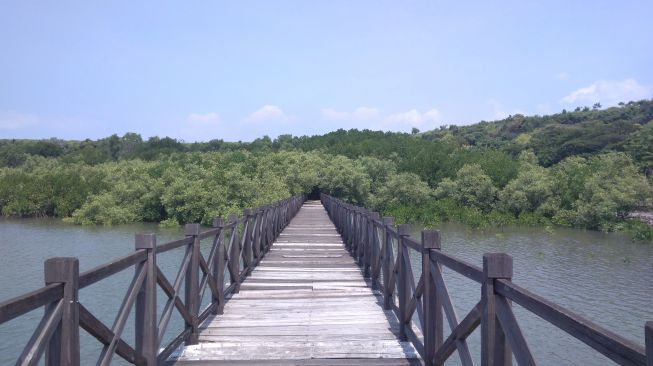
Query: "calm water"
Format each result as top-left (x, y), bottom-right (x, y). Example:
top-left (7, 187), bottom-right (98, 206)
top-left (0, 218), bottom-right (651, 365)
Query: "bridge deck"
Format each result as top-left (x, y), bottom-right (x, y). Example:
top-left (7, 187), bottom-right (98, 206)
top-left (168, 201), bottom-right (420, 365)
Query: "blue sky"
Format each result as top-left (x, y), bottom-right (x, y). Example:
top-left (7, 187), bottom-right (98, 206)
top-left (1, 1), bottom-right (652, 142)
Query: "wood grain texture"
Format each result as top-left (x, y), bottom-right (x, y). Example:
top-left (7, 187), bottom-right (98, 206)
top-left (167, 201), bottom-right (418, 364)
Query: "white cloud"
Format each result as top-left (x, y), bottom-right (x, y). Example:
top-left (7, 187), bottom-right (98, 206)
top-left (555, 72), bottom-right (569, 81)
top-left (177, 112), bottom-right (222, 142)
top-left (248, 105), bottom-right (285, 121)
top-left (187, 112), bottom-right (220, 125)
top-left (561, 78), bottom-right (651, 106)
top-left (384, 108), bottom-right (442, 130)
top-left (0, 112), bottom-right (39, 130)
top-left (321, 107), bottom-right (379, 121)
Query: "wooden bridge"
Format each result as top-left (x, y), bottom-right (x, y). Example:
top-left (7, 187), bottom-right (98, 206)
top-left (0, 195), bottom-right (651, 366)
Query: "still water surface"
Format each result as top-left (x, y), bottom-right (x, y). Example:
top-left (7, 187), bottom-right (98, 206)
top-left (0, 218), bottom-right (651, 365)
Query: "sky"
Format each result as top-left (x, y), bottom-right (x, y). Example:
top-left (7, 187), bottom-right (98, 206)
top-left (1, 1), bottom-right (652, 142)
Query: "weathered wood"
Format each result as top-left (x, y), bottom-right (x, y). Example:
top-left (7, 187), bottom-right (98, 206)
top-left (185, 223), bottom-right (201, 345)
top-left (78, 303), bottom-right (146, 365)
top-left (495, 296), bottom-right (535, 366)
top-left (495, 279), bottom-right (647, 365)
top-left (382, 217), bottom-right (394, 310)
top-left (397, 224), bottom-right (410, 342)
top-left (157, 237), bottom-right (194, 254)
top-left (432, 301), bottom-right (481, 366)
top-left (135, 233), bottom-right (157, 366)
top-left (430, 261), bottom-right (474, 366)
top-left (647, 322), bottom-right (653, 366)
top-left (158, 247), bottom-right (192, 343)
top-left (421, 230), bottom-right (441, 366)
top-left (481, 253), bottom-right (512, 366)
top-left (429, 250), bottom-right (483, 283)
top-left (78, 250), bottom-right (146, 288)
top-left (17, 299), bottom-right (63, 366)
top-left (169, 201), bottom-right (418, 364)
top-left (0, 283), bottom-right (63, 324)
top-left (212, 217), bottom-right (226, 315)
top-left (44, 257), bottom-right (80, 366)
top-left (98, 262), bottom-right (147, 366)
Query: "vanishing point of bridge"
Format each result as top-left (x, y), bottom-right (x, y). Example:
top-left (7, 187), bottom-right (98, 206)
top-left (1, 195), bottom-right (651, 365)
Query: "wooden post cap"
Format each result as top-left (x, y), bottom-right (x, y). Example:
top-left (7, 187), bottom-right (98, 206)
top-left (243, 208), bottom-right (251, 216)
top-left (185, 223), bottom-right (201, 236)
top-left (483, 253), bottom-right (513, 279)
top-left (228, 214), bottom-right (238, 223)
top-left (212, 217), bottom-right (224, 228)
top-left (383, 217), bottom-right (395, 226)
top-left (398, 224), bottom-right (410, 236)
top-left (44, 257), bottom-right (79, 283)
top-left (421, 230), bottom-right (441, 249)
top-left (369, 212), bottom-right (380, 220)
top-left (135, 233), bottom-right (156, 249)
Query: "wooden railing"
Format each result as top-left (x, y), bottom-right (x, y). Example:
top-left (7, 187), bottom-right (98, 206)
top-left (321, 194), bottom-right (653, 366)
top-left (0, 195), bottom-right (304, 366)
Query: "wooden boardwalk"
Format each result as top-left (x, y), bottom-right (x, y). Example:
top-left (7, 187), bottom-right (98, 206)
top-left (168, 201), bottom-right (420, 365)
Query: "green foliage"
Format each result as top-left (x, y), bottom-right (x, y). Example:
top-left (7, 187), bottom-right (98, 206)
top-left (319, 155), bottom-right (371, 205)
top-left (370, 172), bottom-right (432, 211)
top-left (1, 100), bottom-right (652, 240)
top-left (434, 164), bottom-right (497, 211)
top-left (498, 151), bottom-right (555, 216)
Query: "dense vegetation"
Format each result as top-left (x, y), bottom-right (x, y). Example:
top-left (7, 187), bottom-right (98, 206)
top-left (1, 100), bottom-right (652, 241)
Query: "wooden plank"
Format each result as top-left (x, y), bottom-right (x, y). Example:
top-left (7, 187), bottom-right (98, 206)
top-left (168, 201), bottom-right (418, 364)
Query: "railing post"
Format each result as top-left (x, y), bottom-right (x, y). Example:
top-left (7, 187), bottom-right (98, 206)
top-left (241, 209), bottom-right (253, 274)
top-left (44, 257), bottom-right (80, 366)
top-left (382, 217), bottom-right (394, 310)
top-left (646, 321), bottom-right (653, 366)
top-left (184, 223), bottom-right (200, 345)
top-left (212, 218), bottom-right (225, 315)
top-left (422, 230), bottom-right (443, 366)
top-left (135, 233), bottom-right (157, 366)
top-left (365, 212), bottom-right (379, 279)
top-left (228, 214), bottom-right (241, 292)
top-left (397, 224), bottom-right (410, 341)
top-left (482, 253), bottom-right (513, 366)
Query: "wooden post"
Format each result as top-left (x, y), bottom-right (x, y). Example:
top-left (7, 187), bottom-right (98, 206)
top-left (422, 230), bottom-right (443, 366)
top-left (366, 212), bottom-right (379, 279)
top-left (369, 212), bottom-right (381, 289)
top-left (241, 209), bottom-right (253, 273)
top-left (397, 224), bottom-right (410, 341)
top-left (184, 223), bottom-right (200, 345)
top-left (228, 214), bottom-right (241, 292)
top-left (646, 321), bottom-right (653, 366)
top-left (382, 217), bottom-right (394, 310)
top-left (135, 233), bottom-right (157, 366)
top-left (482, 253), bottom-right (513, 366)
top-left (44, 257), bottom-right (80, 366)
top-left (212, 218), bottom-right (225, 315)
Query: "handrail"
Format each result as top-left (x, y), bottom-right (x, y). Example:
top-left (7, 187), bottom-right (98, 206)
top-left (321, 193), bottom-right (652, 366)
top-left (0, 194), bottom-right (305, 366)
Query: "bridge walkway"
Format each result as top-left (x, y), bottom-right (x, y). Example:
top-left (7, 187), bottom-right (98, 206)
top-left (168, 200), bottom-right (420, 365)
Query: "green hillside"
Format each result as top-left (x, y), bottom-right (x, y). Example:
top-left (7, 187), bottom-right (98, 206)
top-left (1, 100), bottom-right (651, 241)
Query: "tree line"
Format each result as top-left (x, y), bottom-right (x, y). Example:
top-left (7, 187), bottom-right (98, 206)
top-left (0, 100), bottom-right (651, 241)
